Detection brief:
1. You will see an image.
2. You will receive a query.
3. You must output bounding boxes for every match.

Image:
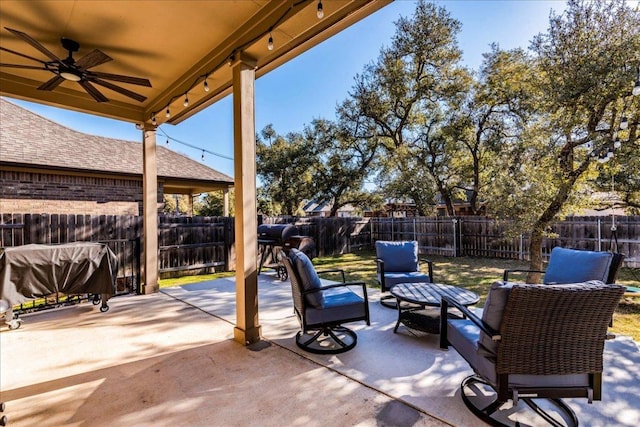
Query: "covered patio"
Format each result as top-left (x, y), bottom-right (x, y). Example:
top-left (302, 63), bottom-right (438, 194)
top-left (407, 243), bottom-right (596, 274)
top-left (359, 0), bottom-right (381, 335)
top-left (0, 0), bottom-right (392, 346)
top-left (2, 275), bottom-right (639, 426)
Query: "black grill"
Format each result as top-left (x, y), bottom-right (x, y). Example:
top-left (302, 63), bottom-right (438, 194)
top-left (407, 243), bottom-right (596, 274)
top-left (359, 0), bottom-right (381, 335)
top-left (257, 224), bottom-right (314, 279)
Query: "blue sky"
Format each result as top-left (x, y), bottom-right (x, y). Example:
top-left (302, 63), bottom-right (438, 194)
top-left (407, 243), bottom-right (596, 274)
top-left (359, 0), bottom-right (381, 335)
top-left (9, 1), bottom-right (567, 178)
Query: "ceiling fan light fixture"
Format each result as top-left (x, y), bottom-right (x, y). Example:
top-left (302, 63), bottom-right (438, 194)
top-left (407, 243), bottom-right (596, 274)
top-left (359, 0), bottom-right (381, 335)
top-left (60, 69), bottom-right (82, 81)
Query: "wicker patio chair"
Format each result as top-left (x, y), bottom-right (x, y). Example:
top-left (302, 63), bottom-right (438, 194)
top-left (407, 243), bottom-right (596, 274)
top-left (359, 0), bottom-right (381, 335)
top-left (280, 248), bottom-right (370, 354)
top-left (503, 247), bottom-right (624, 284)
top-left (440, 280), bottom-right (626, 427)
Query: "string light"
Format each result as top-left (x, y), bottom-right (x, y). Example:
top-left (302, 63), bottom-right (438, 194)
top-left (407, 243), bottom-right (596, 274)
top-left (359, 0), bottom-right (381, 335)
top-left (149, 0), bottom-right (309, 125)
top-left (201, 150), bottom-right (205, 161)
top-left (317, 1), bottom-right (324, 19)
top-left (166, 138), bottom-right (169, 145)
top-left (633, 65), bottom-right (640, 96)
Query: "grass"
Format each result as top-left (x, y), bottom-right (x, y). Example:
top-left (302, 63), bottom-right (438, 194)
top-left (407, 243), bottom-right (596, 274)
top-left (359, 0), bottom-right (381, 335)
top-left (160, 250), bottom-right (640, 341)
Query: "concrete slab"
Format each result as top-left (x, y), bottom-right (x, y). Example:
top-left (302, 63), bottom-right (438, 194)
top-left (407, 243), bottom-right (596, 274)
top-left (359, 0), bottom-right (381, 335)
top-left (0, 289), bottom-right (445, 426)
top-left (163, 273), bottom-right (640, 427)
top-left (2, 273), bottom-right (639, 426)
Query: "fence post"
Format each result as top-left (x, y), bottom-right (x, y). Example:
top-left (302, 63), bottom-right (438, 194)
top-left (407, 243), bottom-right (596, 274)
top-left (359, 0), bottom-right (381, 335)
top-left (519, 234), bottom-right (524, 260)
top-left (452, 218), bottom-right (458, 258)
top-left (413, 218), bottom-right (417, 242)
top-left (391, 216), bottom-right (394, 241)
top-left (458, 218), bottom-right (463, 257)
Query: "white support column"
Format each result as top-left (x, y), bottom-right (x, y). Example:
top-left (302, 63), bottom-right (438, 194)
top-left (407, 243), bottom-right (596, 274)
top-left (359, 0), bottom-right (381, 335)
top-left (231, 53), bottom-right (261, 345)
top-left (142, 124), bottom-right (159, 294)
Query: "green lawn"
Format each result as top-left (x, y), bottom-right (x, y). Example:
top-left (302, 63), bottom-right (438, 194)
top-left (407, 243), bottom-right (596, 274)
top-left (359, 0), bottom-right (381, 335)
top-left (159, 250), bottom-right (640, 341)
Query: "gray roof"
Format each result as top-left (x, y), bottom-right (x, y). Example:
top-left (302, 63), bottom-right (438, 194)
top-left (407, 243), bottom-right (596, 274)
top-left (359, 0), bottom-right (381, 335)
top-left (0, 98), bottom-right (233, 185)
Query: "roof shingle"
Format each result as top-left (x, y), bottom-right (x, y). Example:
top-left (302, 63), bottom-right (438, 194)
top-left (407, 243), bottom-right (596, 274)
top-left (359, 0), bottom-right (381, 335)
top-left (0, 98), bottom-right (234, 185)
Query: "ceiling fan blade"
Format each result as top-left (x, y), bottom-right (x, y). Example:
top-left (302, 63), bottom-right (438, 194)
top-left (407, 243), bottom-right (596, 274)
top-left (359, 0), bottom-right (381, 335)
top-left (37, 75), bottom-right (65, 91)
top-left (92, 78), bottom-right (147, 102)
top-left (79, 80), bottom-right (108, 102)
top-left (5, 27), bottom-right (63, 64)
top-left (75, 49), bottom-right (112, 70)
top-left (89, 71), bottom-right (152, 87)
top-left (0, 63), bottom-right (47, 70)
top-left (0, 46), bottom-right (48, 64)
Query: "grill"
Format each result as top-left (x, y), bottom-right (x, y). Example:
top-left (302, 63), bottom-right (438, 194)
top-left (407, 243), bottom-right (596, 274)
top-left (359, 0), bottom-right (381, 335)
top-left (257, 224), bottom-right (315, 279)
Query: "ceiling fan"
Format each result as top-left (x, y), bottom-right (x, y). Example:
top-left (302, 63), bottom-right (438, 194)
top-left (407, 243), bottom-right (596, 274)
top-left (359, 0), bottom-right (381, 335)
top-left (0, 27), bottom-right (151, 103)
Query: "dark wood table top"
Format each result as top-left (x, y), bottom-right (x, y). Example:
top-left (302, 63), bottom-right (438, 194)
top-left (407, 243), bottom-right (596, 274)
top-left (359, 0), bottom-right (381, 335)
top-left (390, 282), bottom-right (479, 307)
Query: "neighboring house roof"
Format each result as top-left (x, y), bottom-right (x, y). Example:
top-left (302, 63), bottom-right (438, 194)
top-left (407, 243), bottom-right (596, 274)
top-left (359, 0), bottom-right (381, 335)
top-left (302, 199), bottom-right (357, 216)
top-left (0, 98), bottom-right (233, 194)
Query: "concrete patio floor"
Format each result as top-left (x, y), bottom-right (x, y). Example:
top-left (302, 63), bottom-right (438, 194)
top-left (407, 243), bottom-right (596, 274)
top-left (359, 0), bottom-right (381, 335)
top-left (1, 273), bottom-right (639, 426)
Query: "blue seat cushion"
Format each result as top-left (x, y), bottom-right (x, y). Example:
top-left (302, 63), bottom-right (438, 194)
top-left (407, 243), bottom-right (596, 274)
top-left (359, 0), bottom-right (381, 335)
top-left (448, 317), bottom-right (589, 391)
top-left (545, 247), bottom-right (613, 284)
top-left (289, 248), bottom-right (324, 308)
top-left (305, 286), bottom-right (366, 325)
top-left (377, 271), bottom-right (430, 291)
top-left (375, 241), bottom-right (419, 272)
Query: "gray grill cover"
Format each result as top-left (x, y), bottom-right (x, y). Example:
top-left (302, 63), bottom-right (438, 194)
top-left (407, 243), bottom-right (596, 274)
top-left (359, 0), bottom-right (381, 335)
top-left (0, 242), bottom-right (117, 306)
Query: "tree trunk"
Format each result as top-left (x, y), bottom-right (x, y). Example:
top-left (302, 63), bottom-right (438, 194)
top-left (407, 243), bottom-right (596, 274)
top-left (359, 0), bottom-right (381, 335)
top-left (527, 227), bottom-right (544, 283)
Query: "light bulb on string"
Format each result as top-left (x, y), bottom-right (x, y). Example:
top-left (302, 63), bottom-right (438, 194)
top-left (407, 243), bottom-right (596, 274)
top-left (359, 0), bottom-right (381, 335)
top-left (201, 150), bottom-right (205, 161)
top-left (183, 94), bottom-right (189, 107)
top-left (634, 80), bottom-right (640, 96)
top-left (166, 138), bottom-right (170, 145)
top-left (317, 1), bottom-right (324, 19)
top-left (614, 139), bottom-right (622, 149)
top-left (620, 117), bottom-right (628, 130)
top-left (268, 31), bottom-right (274, 50)
top-left (151, 113), bottom-right (157, 126)
top-left (166, 107), bottom-right (171, 118)
top-left (203, 79), bottom-right (210, 92)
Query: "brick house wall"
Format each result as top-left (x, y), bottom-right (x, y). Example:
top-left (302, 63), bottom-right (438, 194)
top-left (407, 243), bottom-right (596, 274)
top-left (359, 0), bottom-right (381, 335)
top-left (0, 169), bottom-right (163, 215)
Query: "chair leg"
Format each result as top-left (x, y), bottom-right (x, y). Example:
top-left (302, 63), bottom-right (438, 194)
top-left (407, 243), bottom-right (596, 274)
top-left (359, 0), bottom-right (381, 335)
top-left (460, 376), bottom-right (578, 427)
top-left (380, 293), bottom-right (397, 309)
top-left (295, 326), bottom-right (357, 354)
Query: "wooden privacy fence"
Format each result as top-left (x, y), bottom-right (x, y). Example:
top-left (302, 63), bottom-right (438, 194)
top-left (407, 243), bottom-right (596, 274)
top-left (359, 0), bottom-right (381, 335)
top-left (1, 213), bottom-right (141, 294)
top-left (0, 214), bottom-right (234, 284)
top-left (266, 215), bottom-right (639, 267)
top-left (368, 215), bottom-right (639, 267)
top-left (261, 216), bottom-right (372, 257)
top-left (157, 216), bottom-right (234, 276)
top-left (2, 214), bottom-right (638, 277)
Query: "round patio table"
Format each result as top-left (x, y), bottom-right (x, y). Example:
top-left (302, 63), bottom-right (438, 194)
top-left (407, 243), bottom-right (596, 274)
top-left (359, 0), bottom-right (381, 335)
top-left (390, 282), bottom-right (479, 334)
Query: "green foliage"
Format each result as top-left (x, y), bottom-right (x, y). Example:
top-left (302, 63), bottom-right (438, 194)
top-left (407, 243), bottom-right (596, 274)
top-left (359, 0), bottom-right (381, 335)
top-left (163, 194), bottom-right (192, 215)
top-left (307, 118), bottom-right (382, 216)
top-left (256, 125), bottom-right (316, 215)
top-left (256, 0), bottom-right (639, 237)
top-left (197, 190), bottom-right (234, 217)
top-left (492, 0), bottom-right (639, 259)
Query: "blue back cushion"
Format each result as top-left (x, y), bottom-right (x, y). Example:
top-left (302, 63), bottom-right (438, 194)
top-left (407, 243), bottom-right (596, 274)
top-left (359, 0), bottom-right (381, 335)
top-left (479, 281), bottom-right (514, 356)
top-left (375, 241), bottom-right (418, 272)
top-left (545, 247), bottom-right (613, 284)
top-left (289, 248), bottom-right (324, 308)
